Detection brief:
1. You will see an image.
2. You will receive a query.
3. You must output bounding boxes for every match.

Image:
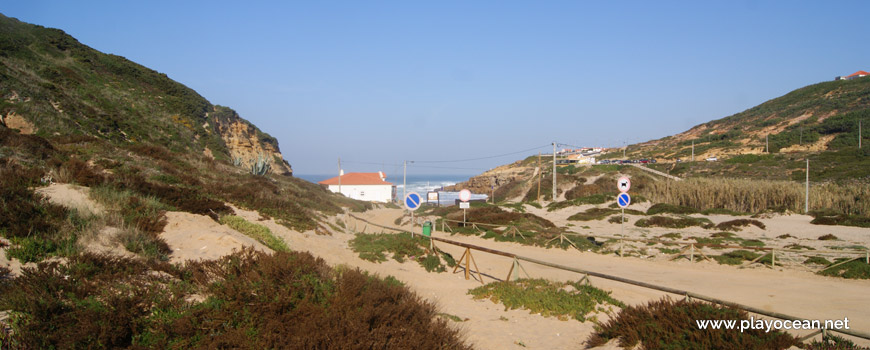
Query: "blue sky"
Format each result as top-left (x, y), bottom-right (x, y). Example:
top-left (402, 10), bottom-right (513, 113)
top-left (4, 1), bottom-right (868, 177)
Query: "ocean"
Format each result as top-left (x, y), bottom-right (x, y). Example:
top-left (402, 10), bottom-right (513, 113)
top-left (296, 174), bottom-right (488, 205)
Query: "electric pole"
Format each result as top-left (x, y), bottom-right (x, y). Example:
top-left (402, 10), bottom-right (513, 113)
top-left (766, 134), bottom-right (769, 153)
top-left (338, 157), bottom-right (342, 195)
top-left (804, 158), bottom-right (810, 214)
top-left (402, 160), bottom-right (407, 203)
top-left (859, 120), bottom-right (862, 149)
top-left (691, 140), bottom-right (694, 162)
top-left (623, 141), bottom-right (626, 158)
top-left (537, 152), bottom-right (542, 203)
top-left (552, 142), bottom-right (557, 202)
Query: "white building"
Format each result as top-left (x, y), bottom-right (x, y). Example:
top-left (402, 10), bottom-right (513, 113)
top-left (318, 172), bottom-right (396, 203)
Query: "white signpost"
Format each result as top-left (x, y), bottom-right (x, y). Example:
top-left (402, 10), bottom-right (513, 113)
top-left (618, 176), bottom-right (631, 193)
top-left (459, 189), bottom-right (471, 223)
top-left (616, 178), bottom-right (631, 245)
top-left (405, 192), bottom-right (422, 234)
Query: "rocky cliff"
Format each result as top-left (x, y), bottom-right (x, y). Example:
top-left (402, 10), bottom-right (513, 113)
top-left (210, 106), bottom-right (292, 176)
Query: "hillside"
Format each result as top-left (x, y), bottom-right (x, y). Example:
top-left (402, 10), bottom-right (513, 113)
top-left (614, 77), bottom-right (870, 163)
top-left (0, 14), bottom-right (291, 175)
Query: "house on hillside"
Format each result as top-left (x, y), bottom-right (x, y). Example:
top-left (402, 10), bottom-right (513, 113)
top-left (835, 71), bottom-right (869, 81)
top-left (318, 172), bottom-right (396, 203)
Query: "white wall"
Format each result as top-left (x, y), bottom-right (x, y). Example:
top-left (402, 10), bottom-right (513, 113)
top-left (326, 184), bottom-right (394, 203)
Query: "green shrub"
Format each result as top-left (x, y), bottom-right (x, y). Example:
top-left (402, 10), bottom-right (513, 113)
top-left (585, 298), bottom-right (798, 349)
top-left (349, 232), bottom-right (453, 273)
top-left (469, 278), bottom-right (624, 322)
top-left (804, 256), bottom-right (832, 266)
top-left (635, 216), bottom-right (713, 229)
top-left (712, 250), bottom-right (761, 265)
top-left (716, 219), bottom-right (766, 231)
top-left (810, 211), bottom-right (870, 228)
top-left (219, 215), bottom-right (289, 252)
top-left (818, 259), bottom-right (870, 279)
top-left (647, 203), bottom-right (698, 215)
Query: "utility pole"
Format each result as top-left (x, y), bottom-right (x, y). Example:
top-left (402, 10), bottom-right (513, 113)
top-left (804, 158), bottom-right (810, 214)
top-left (402, 160), bottom-right (407, 203)
top-left (491, 176), bottom-right (495, 204)
top-left (537, 152), bottom-right (542, 203)
top-left (623, 141), bottom-right (626, 158)
top-left (691, 140), bottom-right (694, 162)
top-left (766, 134), bottom-right (769, 153)
top-left (337, 157), bottom-right (342, 195)
top-left (859, 120), bottom-right (862, 149)
top-left (552, 142), bottom-right (557, 202)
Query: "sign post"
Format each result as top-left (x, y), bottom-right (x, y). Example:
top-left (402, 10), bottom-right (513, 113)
top-left (459, 189), bottom-right (471, 224)
top-left (616, 177), bottom-right (631, 247)
top-left (405, 192), bottom-right (422, 235)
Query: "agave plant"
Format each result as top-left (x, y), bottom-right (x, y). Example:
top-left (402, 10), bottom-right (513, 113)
top-left (250, 153), bottom-right (271, 176)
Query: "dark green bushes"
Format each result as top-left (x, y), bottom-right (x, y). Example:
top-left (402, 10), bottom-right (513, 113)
top-left (585, 298), bottom-right (798, 349)
top-left (715, 219), bottom-right (766, 231)
top-left (0, 249), bottom-right (471, 349)
top-left (349, 232), bottom-right (454, 272)
top-left (646, 203), bottom-right (698, 215)
top-left (635, 216), bottom-right (714, 229)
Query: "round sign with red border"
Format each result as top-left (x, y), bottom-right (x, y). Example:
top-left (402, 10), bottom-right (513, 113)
top-left (617, 176), bottom-right (631, 193)
top-left (459, 189), bottom-right (472, 202)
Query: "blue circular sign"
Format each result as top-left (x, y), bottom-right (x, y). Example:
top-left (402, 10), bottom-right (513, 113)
top-left (617, 193), bottom-right (631, 208)
top-left (404, 192), bottom-right (422, 210)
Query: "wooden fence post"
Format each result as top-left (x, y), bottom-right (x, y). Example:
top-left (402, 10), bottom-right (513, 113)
top-left (690, 244), bottom-right (695, 262)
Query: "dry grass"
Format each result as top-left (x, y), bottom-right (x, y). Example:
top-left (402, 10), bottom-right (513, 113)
top-left (640, 178), bottom-right (869, 216)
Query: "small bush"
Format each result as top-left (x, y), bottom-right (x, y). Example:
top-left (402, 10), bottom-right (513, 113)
top-left (220, 215), bottom-right (289, 252)
top-left (810, 211), bottom-right (870, 228)
top-left (818, 259), bottom-right (870, 279)
top-left (635, 216), bottom-right (713, 229)
top-left (349, 232), bottom-right (453, 272)
top-left (716, 219), bottom-right (766, 231)
top-left (818, 234), bottom-right (839, 241)
top-left (701, 207), bottom-right (750, 216)
top-left (607, 215), bottom-right (627, 224)
top-left (712, 250), bottom-right (761, 265)
top-left (805, 334), bottom-right (870, 350)
top-left (659, 232), bottom-right (681, 240)
top-left (469, 278), bottom-right (624, 322)
top-left (647, 203), bottom-right (698, 215)
top-left (804, 256), bottom-right (832, 266)
top-left (585, 298), bottom-right (798, 349)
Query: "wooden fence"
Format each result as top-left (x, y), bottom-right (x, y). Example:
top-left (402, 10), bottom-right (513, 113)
top-left (345, 213), bottom-right (870, 343)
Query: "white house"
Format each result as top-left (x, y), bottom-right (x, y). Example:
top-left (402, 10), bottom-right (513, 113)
top-left (318, 171), bottom-right (396, 203)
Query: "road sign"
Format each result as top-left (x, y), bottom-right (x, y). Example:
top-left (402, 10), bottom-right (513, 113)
top-left (617, 176), bottom-right (631, 193)
top-left (617, 192), bottom-right (631, 208)
top-left (459, 189), bottom-right (472, 202)
top-left (405, 192), bottom-right (422, 210)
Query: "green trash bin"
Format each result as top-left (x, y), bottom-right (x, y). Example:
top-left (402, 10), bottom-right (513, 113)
top-left (422, 221), bottom-right (432, 237)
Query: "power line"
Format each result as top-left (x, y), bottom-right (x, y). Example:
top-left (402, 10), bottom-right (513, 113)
top-left (412, 144), bottom-right (551, 163)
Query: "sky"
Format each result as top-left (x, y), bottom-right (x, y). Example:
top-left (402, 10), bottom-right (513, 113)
top-left (3, 1), bottom-right (869, 177)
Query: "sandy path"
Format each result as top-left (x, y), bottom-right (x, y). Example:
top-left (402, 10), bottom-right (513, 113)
top-left (228, 207), bottom-right (870, 348)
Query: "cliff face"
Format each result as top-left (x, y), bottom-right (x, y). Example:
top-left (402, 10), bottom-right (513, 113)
top-left (210, 106), bottom-right (292, 176)
top-left (0, 14), bottom-right (293, 176)
top-left (443, 160), bottom-right (535, 194)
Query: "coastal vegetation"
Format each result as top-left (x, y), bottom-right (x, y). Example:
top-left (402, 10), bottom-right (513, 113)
top-left (585, 298), bottom-right (799, 349)
top-left (0, 249), bottom-right (471, 349)
top-left (468, 278), bottom-right (624, 322)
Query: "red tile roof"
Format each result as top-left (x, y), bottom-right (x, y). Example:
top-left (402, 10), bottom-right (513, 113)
top-left (318, 172), bottom-right (393, 186)
top-left (846, 70), bottom-right (869, 78)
